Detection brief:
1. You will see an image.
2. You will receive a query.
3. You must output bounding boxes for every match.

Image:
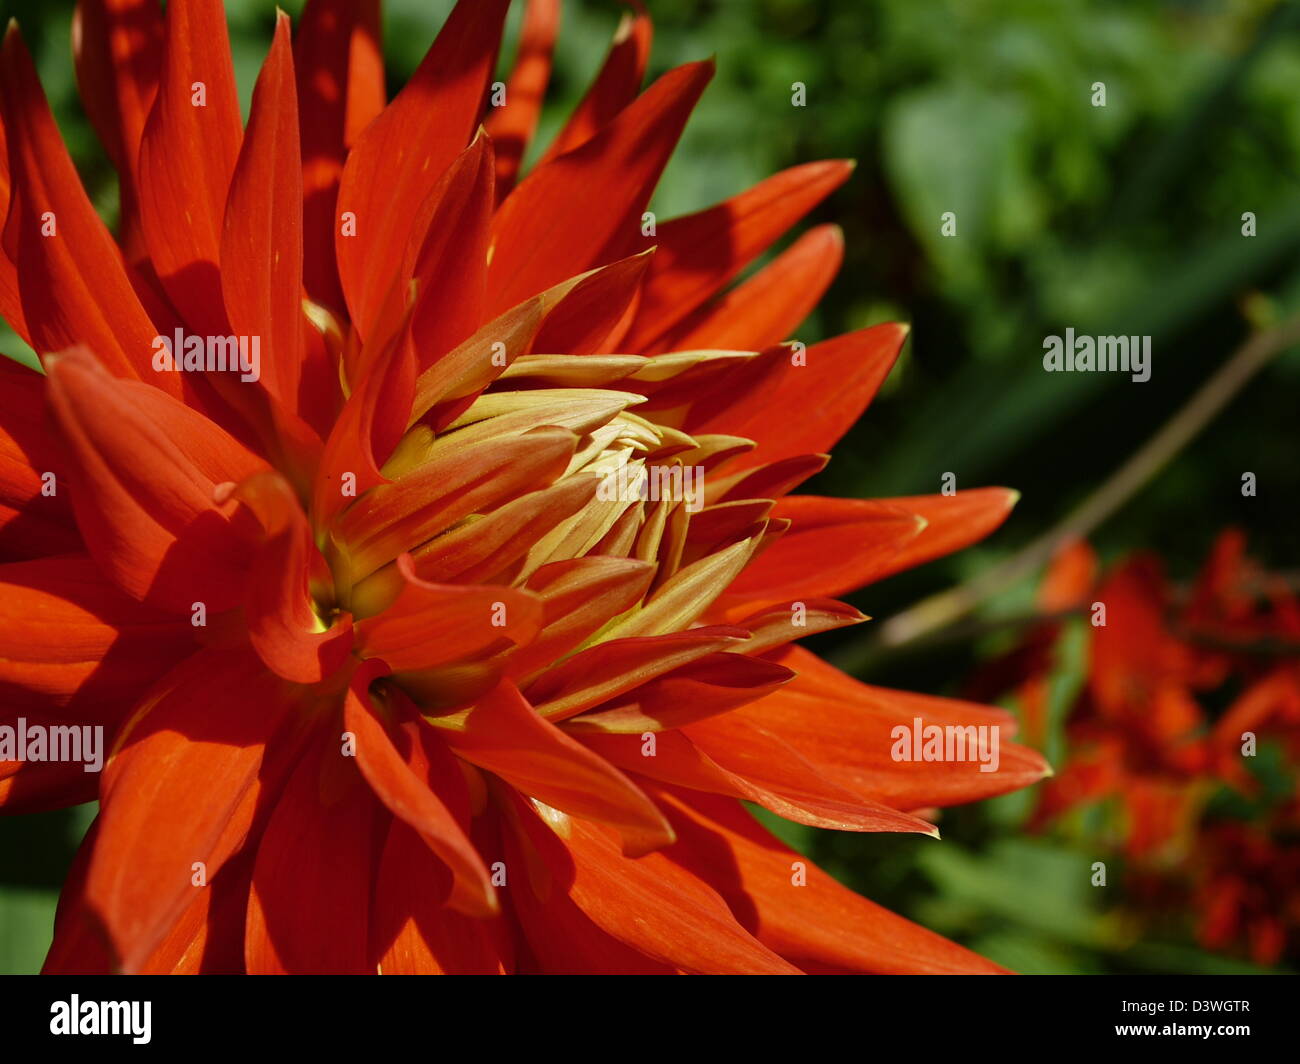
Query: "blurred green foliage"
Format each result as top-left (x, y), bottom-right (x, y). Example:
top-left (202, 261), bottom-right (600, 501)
top-left (1, 0), bottom-right (1297, 974)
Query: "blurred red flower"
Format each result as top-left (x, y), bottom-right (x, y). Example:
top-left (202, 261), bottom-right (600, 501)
top-left (971, 531), bottom-right (1300, 964)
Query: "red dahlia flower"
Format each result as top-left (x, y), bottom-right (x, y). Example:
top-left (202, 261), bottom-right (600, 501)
top-left (0, 0), bottom-right (1048, 974)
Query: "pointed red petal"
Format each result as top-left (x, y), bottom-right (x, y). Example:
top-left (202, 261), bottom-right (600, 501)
top-left (434, 680), bottom-right (674, 856)
top-left (863, 487), bottom-right (1020, 581)
top-left (0, 358), bottom-right (80, 559)
top-left (504, 790), bottom-right (799, 974)
top-left (536, 5), bottom-right (651, 163)
top-left (0, 25), bottom-right (168, 387)
top-left (372, 818), bottom-right (509, 973)
top-left (564, 652), bottom-right (794, 733)
top-left (684, 713), bottom-right (941, 833)
top-left (483, 0), bottom-right (560, 196)
top-left (408, 133), bottom-right (495, 365)
top-left (733, 645), bottom-right (1052, 808)
top-left (528, 249), bottom-right (652, 355)
top-left (221, 12), bottom-right (305, 409)
top-left (647, 224), bottom-right (844, 354)
top-left (0, 113), bottom-right (29, 344)
top-left (335, 0), bottom-right (510, 339)
top-left (721, 495), bottom-right (925, 606)
top-left (583, 726), bottom-right (933, 835)
top-left (0, 555), bottom-right (195, 725)
top-left (345, 677), bottom-right (497, 917)
top-left (525, 627), bottom-right (751, 721)
top-left (687, 324), bottom-right (907, 469)
top-left (497, 794), bottom-right (673, 973)
top-left (656, 786), bottom-right (1008, 973)
top-left (137, 0), bottom-right (242, 333)
top-left (45, 350), bottom-right (266, 611)
top-left (622, 160), bottom-right (854, 350)
top-left (487, 60), bottom-right (714, 313)
top-left (219, 471), bottom-right (353, 684)
top-left (246, 734), bottom-right (382, 974)
top-left (72, 0), bottom-right (163, 253)
top-left (312, 306), bottom-right (415, 529)
top-left (85, 646), bottom-right (295, 972)
top-left (294, 0), bottom-right (384, 311)
top-left (355, 554), bottom-right (541, 673)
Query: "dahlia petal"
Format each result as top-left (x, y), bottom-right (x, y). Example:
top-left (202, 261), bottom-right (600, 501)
top-left (409, 259), bottom-right (645, 424)
top-left (372, 818), bottom-right (509, 973)
top-left (863, 487), bottom-right (1021, 583)
top-left (487, 59), bottom-right (714, 313)
top-left (729, 597), bottom-right (867, 654)
top-left (0, 554), bottom-right (195, 721)
top-left (45, 350), bottom-right (266, 611)
top-left (684, 324), bottom-right (907, 469)
top-left (355, 554), bottom-right (542, 674)
top-left (564, 652), bottom-right (795, 734)
top-left (536, 5), bottom-right (652, 164)
top-left (71, 0), bottom-right (163, 255)
top-left (345, 679), bottom-right (497, 918)
top-left (0, 116), bottom-right (28, 343)
top-left (441, 388), bottom-right (639, 442)
top-left (501, 353), bottom-right (648, 387)
top-left (505, 791), bottom-right (799, 974)
top-left (0, 25), bottom-right (168, 387)
top-left (654, 786), bottom-right (1009, 973)
top-left (705, 453), bottom-right (828, 507)
top-left (720, 495), bottom-right (925, 607)
top-left (219, 471), bottom-right (353, 684)
top-left (246, 735), bottom-right (381, 974)
top-left (483, 0), bottom-right (560, 196)
top-left (603, 535), bottom-right (758, 638)
top-left (528, 249), bottom-right (653, 355)
top-left (335, 0), bottom-right (509, 339)
top-left (525, 627), bottom-right (751, 722)
top-left (41, 821), bottom-right (113, 973)
top-left (684, 714), bottom-right (943, 833)
top-left (586, 726), bottom-right (928, 835)
top-left (0, 358), bottom-right (80, 559)
top-left (497, 791), bottom-right (674, 974)
top-left (646, 224), bottom-right (845, 354)
top-left (621, 160), bottom-right (854, 350)
top-left (135, 847), bottom-right (252, 974)
top-left (408, 132), bottom-right (495, 365)
top-left (684, 500), bottom-right (774, 551)
top-left (137, 0), bottom-right (242, 333)
top-left (221, 12), bottom-right (305, 409)
top-left (294, 0), bottom-right (384, 311)
top-left (335, 425), bottom-right (577, 582)
top-left (0, 759), bottom-right (99, 814)
top-left (85, 646), bottom-right (295, 972)
top-left (312, 303), bottom-right (415, 529)
top-left (506, 556), bottom-right (657, 683)
top-left (411, 477), bottom-right (598, 586)
top-left (731, 646), bottom-right (1051, 808)
top-left (47, 817), bottom-right (247, 975)
top-left (408, 291), bottom-right (545, 424)
top-left (432, 680), bottom-right (674, 856)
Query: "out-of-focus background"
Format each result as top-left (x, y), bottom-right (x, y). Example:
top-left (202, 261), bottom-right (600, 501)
top-left (2, 0), bottom-right (1298, 974)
